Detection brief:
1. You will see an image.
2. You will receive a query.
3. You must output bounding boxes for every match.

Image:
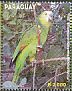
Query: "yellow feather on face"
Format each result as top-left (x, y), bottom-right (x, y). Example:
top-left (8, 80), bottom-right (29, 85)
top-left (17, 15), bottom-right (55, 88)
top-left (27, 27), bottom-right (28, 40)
top-left (39, 11), bottom-right (53, 28)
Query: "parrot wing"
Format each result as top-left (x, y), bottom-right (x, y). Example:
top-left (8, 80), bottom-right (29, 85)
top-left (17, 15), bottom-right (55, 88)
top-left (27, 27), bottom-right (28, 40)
top-left (10, 25), bottom-right (37, 66)
top-left (12, 39), bottom-right (37, 82)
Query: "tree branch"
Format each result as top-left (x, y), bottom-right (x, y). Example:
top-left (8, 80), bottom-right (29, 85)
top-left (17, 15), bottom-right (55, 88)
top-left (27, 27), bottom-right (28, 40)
top-left (2, 57), bottom-right (67, 74)
top-left (21, 57), bottom-right (67, 75)
top-left (54, 68), bottom-right (58, 89)
top-left (39, 63), bottom-right (67, 89)
top-left (32, 60), bottom-right (37, 90)
top-left (39, 71), bottom-right (67, 89)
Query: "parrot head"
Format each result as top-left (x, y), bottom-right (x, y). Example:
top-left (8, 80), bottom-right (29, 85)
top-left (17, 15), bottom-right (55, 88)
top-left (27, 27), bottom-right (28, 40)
top-left (38, 10), bottom-right (53, 28)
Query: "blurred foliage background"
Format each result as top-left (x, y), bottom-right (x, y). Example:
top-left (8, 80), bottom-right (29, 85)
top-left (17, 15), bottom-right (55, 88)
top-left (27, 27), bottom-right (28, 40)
top-left (2, 2), bottom-right (70, 89)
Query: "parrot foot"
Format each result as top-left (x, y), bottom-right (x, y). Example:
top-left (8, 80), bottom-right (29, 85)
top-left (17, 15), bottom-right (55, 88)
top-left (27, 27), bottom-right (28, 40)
top-left (37, 45), bottom-right (43, 52)
top-left (37, 45), bottom-right (42, 48)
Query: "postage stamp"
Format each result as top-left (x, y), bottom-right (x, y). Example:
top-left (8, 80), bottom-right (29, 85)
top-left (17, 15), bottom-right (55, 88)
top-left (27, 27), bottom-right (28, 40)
top-left (0, 1), bottom-right (72, 90)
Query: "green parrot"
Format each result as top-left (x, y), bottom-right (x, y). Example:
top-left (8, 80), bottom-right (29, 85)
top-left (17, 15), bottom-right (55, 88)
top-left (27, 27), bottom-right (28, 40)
top-left (10, 10), bottom-right (53, 83)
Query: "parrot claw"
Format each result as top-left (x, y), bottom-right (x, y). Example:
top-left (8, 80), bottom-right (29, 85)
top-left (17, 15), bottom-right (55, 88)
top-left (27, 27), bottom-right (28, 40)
top-left (37, 45), bottom-right (42, 48)
top-left (37, 45), bottom-right (44, 52)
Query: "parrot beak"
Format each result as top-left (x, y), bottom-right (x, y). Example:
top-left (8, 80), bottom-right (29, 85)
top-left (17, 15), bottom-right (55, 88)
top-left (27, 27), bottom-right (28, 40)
top-left (49, 18), bottom-right (53, 23)
top-left (47, 11), bottom-right (53, 23)
top-left (48, 14), bottom-right (53, 23)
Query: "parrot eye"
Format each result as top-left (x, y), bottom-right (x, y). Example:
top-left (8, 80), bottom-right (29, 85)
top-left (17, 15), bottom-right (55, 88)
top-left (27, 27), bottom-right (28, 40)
top-left (45, 13), bottom-right (47, 15)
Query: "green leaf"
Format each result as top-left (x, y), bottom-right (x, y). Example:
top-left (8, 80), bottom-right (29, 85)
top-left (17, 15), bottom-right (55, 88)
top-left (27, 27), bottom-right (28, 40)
top-left (3, 10), bottom-right (10, 20)
top-left (9, 9), bottom-right (17, 17)
top-left (63, 4), bottom-right (70, 13)
top-left (3, 25), bottom-right (12, 33)
top-left (47, 45), bottom-right (64, 58)
top-left (8, 18), bottom-right (16, 25)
